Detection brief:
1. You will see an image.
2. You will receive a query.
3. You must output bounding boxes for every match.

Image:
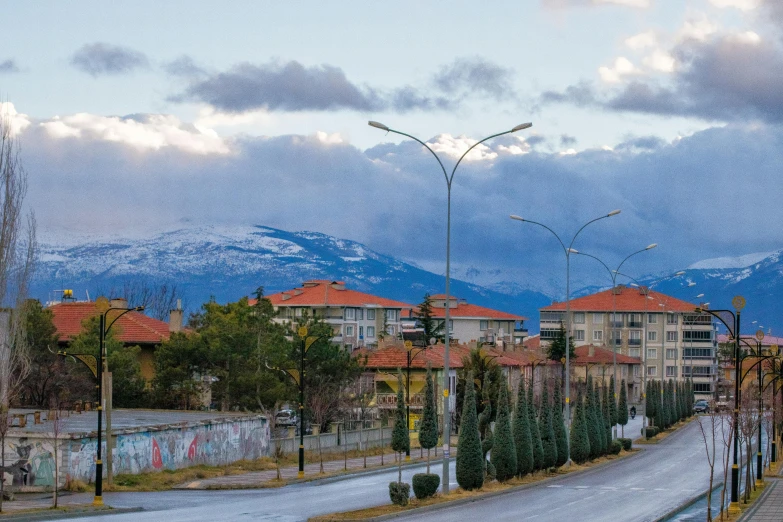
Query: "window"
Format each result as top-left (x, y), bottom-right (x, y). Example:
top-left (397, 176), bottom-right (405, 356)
top-left (666, 331), bottom-right (678, 342)
top-left (628, 314), bottom-right (642, 328)
top-left (683, 330), bottom-right (713, 342)
top-left (647, 348), bottom-right (658, 359)
top-left (367, 309), bottom-right (376, 320)
top-left (648, 331), bottom-right (657, 342)
top-left (648, 313), bottom-right (658, 324)
top-left (682, 313), bottom-right (712, 325)
top-left (357, 309), bottom-right (364, 320)
top-left (541, 328), bottom-right (560, 340)
top-left (667, 313), bottom-right (678, 325)
top-left (633, 365), bottom-right (640, 377)
top-left (687, 366), bottom-right (714, 376)
top-left (367, 326), bottom-right (375, 338)
top-left (683, 347), bottom-right (713, 359)
top-left (386, 309), bottom-right (398, 321)
top-left (666, 348), bottom-right (677, 360)
top-left (574, 329), bottom-right (585, 341)
top-left (629, 330), bottom-right (642, 346)
top-left (359, 326), bottom-right (364, 339)
top-left (592, 313), bottom-right (604, 324)
top-left (345, 308), bottom-right (356, 320)
top-left (647, 366), bottom-right (657, 377)
top-left (573, 312), bottom-right (585, 324)
top-left (345, 325), bottom-right (354, 336)
top-left (541, 311), bottom-right (565, 323)
top-left (449, 320), bottom-right (453, 332)
top-left (294, 307), bottom-right (304, 317)
top-left (666, 366), bottom-right (677, 377)
top-left (693, 383), bottom-right (712, 393)
top-left (630, 347), bottom-right (640, 357)
top-left (480, 320), bottom-right (488, 331)
top-left (593, 330), bottom-right (603, 342)
top-left (611, 313), bottom-right (623, 328)
top-left (386, 325), bottom-right (395, 335)
top-left (611, 329), bottom-right (622, 345)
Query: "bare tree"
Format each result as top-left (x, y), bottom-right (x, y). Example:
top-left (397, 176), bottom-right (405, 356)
top-left (718, 408), bottom-right (734, 521)
top-left (307, 378), bottom-right (344, 474)
top-left (0, 106), bottom-right (36, 513)
top-left (96, 280), bottom-right (182, 321)
top-left (48, 397), bottom-right (66, 508)
top-left (696, 401), bottom-right (719, 521)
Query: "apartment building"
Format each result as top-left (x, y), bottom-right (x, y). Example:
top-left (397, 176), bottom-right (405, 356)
top-left (404, 294), bottom-right (527, 348)
top-left (264, 280), bottom-right (411, 350)
top-left (539, 285), bottom-right (717, 399)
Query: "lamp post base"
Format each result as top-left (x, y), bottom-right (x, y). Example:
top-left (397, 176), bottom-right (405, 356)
top-left (728, 502), bottom-right (741, 515)
top-left (297, 471), bottom-right (304, 479)
top-left (92, 496), bottom-right (104, 507)
top-left (755, 479), bottom-right (764, 488)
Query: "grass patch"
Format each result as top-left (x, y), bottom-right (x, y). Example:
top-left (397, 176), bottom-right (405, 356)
top-left (308, 449), bottom-right (638, 521)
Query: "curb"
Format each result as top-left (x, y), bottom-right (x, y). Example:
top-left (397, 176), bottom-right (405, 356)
top-left (0, 507), bottom-right (143, 521)
top-left (652, 483), bottom-right (723, 522)
top-left (359, 449), bottom-right (648, 522)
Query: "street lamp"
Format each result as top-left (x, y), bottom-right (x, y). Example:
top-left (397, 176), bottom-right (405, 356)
top-left (569, 244), bottom-right (656, 438)
top-left (509, 210), bottom-right (621, 462)
top-left (370, 120), bottom-right (532, 493)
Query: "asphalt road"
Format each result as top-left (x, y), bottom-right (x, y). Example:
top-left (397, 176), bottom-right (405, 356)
top-left (59, 418), bottom-right (706, 522)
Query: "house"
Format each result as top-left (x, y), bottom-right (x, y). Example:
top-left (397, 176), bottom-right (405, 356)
top-left (538, 285), bottom-right (716, 399)
top-left (263, 280), bottom-right (412, 350)
top-left (403, 294), bottom-right (527, 348)
top-left (48, 296), bottom-right (183, 380)
top-left (570, 345), bottom-right (643, 403)
top-left (716, 333), bottom-right (783, 403)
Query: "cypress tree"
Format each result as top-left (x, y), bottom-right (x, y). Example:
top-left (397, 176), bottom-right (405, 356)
top-left (585, 376), bottom-right (601, 459)
top-left (668, 379), bottom-right (676, 426)
top-left (391, 370), bottom-right (410, 483)
top-left (491, 385), bottom-right (517, 482)
top-left (539, 384), bottom-right (557, 470)
top-left (553, 379), bottom-right (569, 467)
top-left (688, 378), bottom-right (694, 417)
top-left (569, 385), bottom-right (590, 464)
top-left (528, 382), bottom-right (544, 471)
top-left (478, 384), bottom-right (495, 480)
top-left (659, 380), bottom-right (667, 429)
top-left (618, 379), bottom-right (629, 437)
top-left (647, 380), bottom-right (657, 430)
top-left (609, 375), bottom-right (618, 435)
top-left (513, 379), bottom-right (534, 476)
top-left (594, 381), bottom-right (607, 455)
top-left (456, 371), bottom-right (484, 490)
top-left (601, 383), bottom-right (612, 444)
top-left (418, 366), bottom-right (439, 474)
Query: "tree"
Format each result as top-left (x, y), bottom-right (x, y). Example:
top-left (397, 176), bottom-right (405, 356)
top-left (491, 384), bottom-right (517, 482)
top-left (547, 324), bottom-right (576, 363)
top-left (20, 300), bottom-right (66, 407)
top-left (152, 332), bottom-right (209, 409)
top-left (601, 383), bottom-right (611, 443)
top-left (569, 384), bottom-right (590, 464)
top-left (593, 380), bottom-right (607, 455)
top-left (585, 376), bottom-right (601, 458)
top-left (647, 380), bottom-right (658, 431)
top-left (0, 108), bottom-right (36, 513)
top-left (418, 365), bottom-right (439, 474)
top-left (513, 378), bottom-right (534, 477)
top-left (456, 371), bottom-right (484, 490)
top-left (456, 349), bottom-right (501, 431)
top-left (528, 381), bottom-right (544, 471)
top-left (95, 280), bottom-right (182, 322)
top-left (609, 375), bottom-right (618, 433)
top-left (415, 294), bottom-right (443, 343)
top-left (696, 401), bottom-right (719, 522)
top-left (552, 379), bottom-right (569, 467)
top-left (539, 384), bottom-right (557, 470)
top-left (478, 383), bottom-right (495, 480)
top-left (391, 370), bottom-right (409, 483)
top-left (618, 379), bottom-right (629, 437)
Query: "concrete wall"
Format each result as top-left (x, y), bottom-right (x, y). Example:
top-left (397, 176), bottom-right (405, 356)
top-left (271, 426), bottom-right (392, 455)
top-left (1, 414), bottom-right (269, 491)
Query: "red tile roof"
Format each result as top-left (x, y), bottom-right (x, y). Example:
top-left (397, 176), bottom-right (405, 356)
top-left (572, 345), bottom-right (642, 365)
top-left (541, 286), bottom-right (696, 313)
top-left (408, 300), bottom-right (526, 321)
top-left (49, 302), bottom-right (171, 344)
top-left (255, 280), bottom-right (412, 309)
top-left (523, 334), bottom-right (540, 350)
top-left (357, 343), bottom-right (551, 371)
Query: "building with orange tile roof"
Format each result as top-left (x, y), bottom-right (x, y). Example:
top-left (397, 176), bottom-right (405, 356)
top-left (261, 280), bottom-right (412, 350)
top-left (403, 294), bottom-right (528, 349)
top-left (539, 285), bottom-right (717, 399)
top-left (48, 297), bottom-right (183, 380)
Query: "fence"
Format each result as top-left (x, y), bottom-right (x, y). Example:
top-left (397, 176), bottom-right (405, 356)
top-left (271, 425), bottom-right (393, 455)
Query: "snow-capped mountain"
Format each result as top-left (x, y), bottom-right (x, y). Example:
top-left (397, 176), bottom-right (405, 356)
top-left (33, 225), bottom-right (552, 324)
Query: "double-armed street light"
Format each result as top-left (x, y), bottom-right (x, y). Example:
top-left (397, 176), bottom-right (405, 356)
top-left (370, 120), bottom-right (533, 493)
top-left (509, 210), bottom-right (621, 462)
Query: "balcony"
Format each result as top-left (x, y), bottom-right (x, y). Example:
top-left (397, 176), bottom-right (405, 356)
top-left (628, 339), bottom-right (642, 346)
top-left (628, 321), bottom-right (643, 328)
top-left (375, 393), bottom-right (424, 409)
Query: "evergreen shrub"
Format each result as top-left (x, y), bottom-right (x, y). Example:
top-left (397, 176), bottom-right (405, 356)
top-left (618, 438), bottom-right (632, 451)
top-left (412, 473), bottom-right (440, 499)
top-left (645, 426), bottom-right (658, 438)
top-left (389, 481), bottom-right (410, 506)
top-left (610, 440), bottom-right (622, 455)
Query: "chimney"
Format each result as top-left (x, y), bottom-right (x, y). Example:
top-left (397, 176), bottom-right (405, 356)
top-left (110, 298), bottom-right (128, 309)
top-left (169, 299), bottom-right (183, 333)
top-left (588, 345), bottom-right (595, 357)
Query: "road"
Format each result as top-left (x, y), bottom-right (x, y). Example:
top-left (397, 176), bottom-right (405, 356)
top-left (58, 418), bottom-right (704, 522)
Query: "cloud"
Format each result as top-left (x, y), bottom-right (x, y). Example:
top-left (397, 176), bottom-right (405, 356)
top-left (0, 59), bottom-right (19, 74)
top-left (541, 0), bottom-right (649, 7)
top-left (543, 30), bottom-right (783, 122)
top-left (560, 134), bottom-right (577, 147)
top-left (598, 57), bottom-right (640, 83)
top-left (432, 57), bottom-right (515, 101)
top-left (0, 103), bottom-right (31, 136)
top-left (709, 0), bottom-right (758, 10)
top-left (71, 43), bottom-right (149, 77)
top-left (172, 57), bottom-right (512, 114)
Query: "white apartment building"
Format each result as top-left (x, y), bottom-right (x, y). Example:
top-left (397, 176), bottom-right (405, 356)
top-left (539, 285), bottom-right (717, 399)
top-left (263, 280), bottom-right (411, 350)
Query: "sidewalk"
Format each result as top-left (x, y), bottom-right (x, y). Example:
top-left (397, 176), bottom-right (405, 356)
top-left (737, 464), bottom-right (783, 521)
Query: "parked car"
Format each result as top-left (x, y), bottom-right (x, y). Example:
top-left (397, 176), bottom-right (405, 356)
top-left (693, 399), bottom-right (710, 414)
top-left (275, 409), bottom-right (298, 427)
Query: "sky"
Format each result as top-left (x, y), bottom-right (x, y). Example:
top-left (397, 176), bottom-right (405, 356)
top-left (4, 0), bottom-right (783, 297)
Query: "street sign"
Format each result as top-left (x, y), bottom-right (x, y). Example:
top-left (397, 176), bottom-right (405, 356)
top-left (297, 326), bottom-right (308, 338)
top-left (756, 330), bottom-right (765, 341)
top-left (732, 296), bottom-right (746, 311)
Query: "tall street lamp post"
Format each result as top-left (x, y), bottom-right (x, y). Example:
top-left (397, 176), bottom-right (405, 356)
top-left (570, 245), bottom-right (657, 438)
top-left (696, 296), bottom-right (744, 514)
top-left (509, 210), bottom-right (620, 462)
top-left (370, 120), bottom-right (532, 493)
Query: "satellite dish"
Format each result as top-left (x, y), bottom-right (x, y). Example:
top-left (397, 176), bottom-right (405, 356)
top-left (429, 337), bottom-right (436, 346)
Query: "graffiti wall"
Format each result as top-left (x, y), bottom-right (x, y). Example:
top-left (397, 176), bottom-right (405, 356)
top-left (2, 415), bottom-right (269, 491)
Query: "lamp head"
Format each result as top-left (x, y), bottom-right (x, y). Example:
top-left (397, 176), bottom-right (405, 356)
top-left (675, 271), bottom-right (686, 276)
top-left (511, 122), bottom-right (533, 132)
top-left (688, 282), bottom-right (697, 287)
top-left (135, 306), bottom-right (145, 312)
top-left (607, 209), bottom-right (622, 217)
top-left (509, 215), bottom-right (525, 222)
top-left (646, 243), bottom-right (657, 250)
top-left (696, 293), bottom-right (704, 298)
top-left (368, 121), bottom-right (389, 132)
top-left (568, 248), bottom-right (579, 254)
